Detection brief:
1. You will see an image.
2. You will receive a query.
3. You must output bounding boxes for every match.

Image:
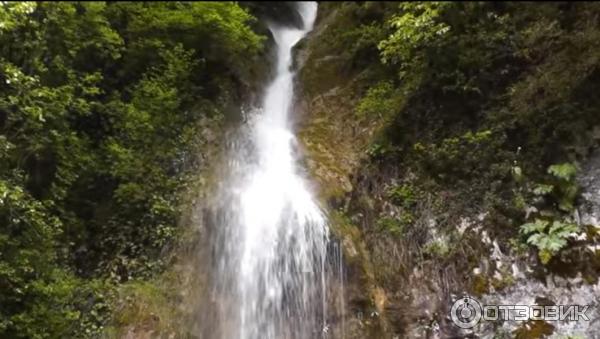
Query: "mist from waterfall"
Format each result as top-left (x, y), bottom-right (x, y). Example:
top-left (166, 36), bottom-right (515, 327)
top-left (200, 3), bottom-right (340, 339)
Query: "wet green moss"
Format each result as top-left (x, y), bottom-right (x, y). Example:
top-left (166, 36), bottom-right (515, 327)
top-left (108, 275), bottom-right (190, 338)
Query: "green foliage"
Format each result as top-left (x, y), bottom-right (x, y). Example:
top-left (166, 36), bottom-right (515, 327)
top-left (546, 163), bottom-right (579, 212)
top-left (372, 1), bottom-right (600, 187)
top-left (378, 2), bottom-right (451, 66)
top-left (107, 2), bottom-right (263, 80)
top-left (423, 237), bottom-right (451, 259)
top-left (412, 129), bottom-right (501, 181)
top-left (316, 2), bottom-right (394, 69)
top-left (365, 141), bottom-right (394, 160)
top-left (532, 184), bottom-right (553, 196)
top-left (0, 178), bottom-right (112, 338)
top-left (107, 277), bottom-right (191, 338)
top-left (387, 183), bottom-right (418, 208)
top-left (515, 162), bottom-right (581, 263)
top-left (511, 166), bottom-right (524, 184)
top-left (341, 22), bottom-right (387, 65)
top-left (356, 81), bottom-right (398, 119)
top-left (377, 185), bottom-right (420, 236)
top-left (0, 1), bottom-right (263, 337)
top-left (377, 216), bottom-right (407, 236)
top-left (314, 3), bottom-right (600, 291)
top-left (547, 163), bottom-right (577, 181)
top-left (525, 162), bottom-right (579, 212)
top-left (520, 219), bottom-right (578, 264)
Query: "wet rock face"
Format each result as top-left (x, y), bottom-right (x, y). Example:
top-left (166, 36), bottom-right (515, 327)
top-left (577, 150), bottom-right (600, 226)
top-left (474, 276), bottom-right (600, 338)
top-left (459, 152), bottom-right (600, 338)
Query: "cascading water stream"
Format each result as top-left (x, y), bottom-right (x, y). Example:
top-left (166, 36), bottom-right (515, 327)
top-left (202, 3), bottom-right (340, 339)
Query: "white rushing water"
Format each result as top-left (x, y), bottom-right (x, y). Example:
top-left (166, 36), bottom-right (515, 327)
top-left (204, 3), bottom-right (335, 339)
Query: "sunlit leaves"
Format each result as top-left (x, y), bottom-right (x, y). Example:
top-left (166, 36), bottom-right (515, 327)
top-left (0, 1), bottom-right (263, 337)
top-left (533, 184), bottom-right (553, 196)
top-left (0, 2), bottom-right (36, 32)
top-left (356, 81), bottom-right (397, 119)
top-left (111, 2), bottom-right (263, 76)
top-left (520, 218), bottom-right (578, 264)
top-left (547, 162), bottom-right (577, 181)
top-left (378, 2), bottom-right (452, 65)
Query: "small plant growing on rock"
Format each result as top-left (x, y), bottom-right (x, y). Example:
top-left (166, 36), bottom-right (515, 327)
top-left (545, 162), bottom-right (579, 212)
top-left (387, 183), bottom-right (417, 207)
top-left (365, 142), bottom-right (393, 159)
top-left (519, 218), bottom-right (578, 264)
top-left (515, 162), bottom-right (581, 264)
top-left (423, 237), bottom-right (451, 259)
top-left (526, 162), bottom-right (579, 212)
top-left (356, 81), bottom-right (397, 119)
top-left (377, 216), bottom-right (406, 235)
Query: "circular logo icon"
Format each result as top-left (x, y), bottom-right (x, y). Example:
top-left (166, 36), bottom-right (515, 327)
top-left (451, 296), bottom-right (482, 329)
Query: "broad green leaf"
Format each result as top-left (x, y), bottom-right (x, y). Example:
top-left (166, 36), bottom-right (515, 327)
top-left (533, 184), bottom-right (553, 195)
top-left (547, 163), bottom-right (577, 180)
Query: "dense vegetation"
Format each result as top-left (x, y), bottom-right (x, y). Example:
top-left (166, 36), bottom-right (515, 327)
top-left (366, 1), bottom-right (600, 256)
top-left (0, 2), bottom-right (263, 337)
top-left (315, 1), bottom-right (600, 180)
top-left (308, 0), bottom-right (600, 263)
top-left (299, 2), bottom-right (600, 336)
top-left (3, 1), bottom-right (600, 337)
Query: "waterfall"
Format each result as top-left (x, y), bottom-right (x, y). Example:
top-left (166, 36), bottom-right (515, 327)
top-left (201, 3), bottom-right (339, 338)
